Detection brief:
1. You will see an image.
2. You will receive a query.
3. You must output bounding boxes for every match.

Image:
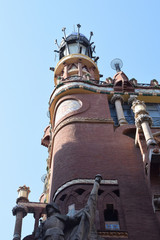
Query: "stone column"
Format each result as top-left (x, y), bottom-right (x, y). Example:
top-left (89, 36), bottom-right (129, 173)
top-left (12, 205), bottom-right (28, 240)
top-left (33, 208), bottom-right (43, 235)
top-left (78, 61), bottom-right (82, 77)
top-left (132, 100), bottom-right (156, 147)
top-left (63, 63), bottom-right (68, 79)
top-left (89, 67), bottom-right (95, 80)
top-left (111, 94), bottom-right (127, 125)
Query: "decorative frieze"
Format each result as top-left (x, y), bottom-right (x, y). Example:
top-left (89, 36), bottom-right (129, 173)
top-left (98, 231), bottom-right (128, 238)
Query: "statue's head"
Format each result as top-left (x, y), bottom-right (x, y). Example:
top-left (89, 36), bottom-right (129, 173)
top-left (46, 202), bottom-right (61, 216)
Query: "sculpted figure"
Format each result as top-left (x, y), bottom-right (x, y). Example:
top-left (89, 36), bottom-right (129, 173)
top-left (35, 174), bottom-right (102, 240)
top-left (43, 203), bottom-right (68, 240)
top-left (35, 202), bottom-right (71, 240)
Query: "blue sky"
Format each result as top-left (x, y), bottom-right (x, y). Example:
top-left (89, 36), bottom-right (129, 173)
top-left (1, 0), bottom-right (160, 239)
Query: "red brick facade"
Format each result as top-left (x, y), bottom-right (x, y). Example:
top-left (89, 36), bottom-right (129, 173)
top-left (12, 31), bottom-right (160, 240)
top-left (50, 93), bottom-right (160, 239)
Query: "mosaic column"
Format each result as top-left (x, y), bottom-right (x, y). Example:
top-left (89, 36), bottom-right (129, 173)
top-left (12, 205), bottom-right (28, 240)
top-left (111, 94), bottom-right (127, 125)
top-left (132, 100), bottom-right (156, 147)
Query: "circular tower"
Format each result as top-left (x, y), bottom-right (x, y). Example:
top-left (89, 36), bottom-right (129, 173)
top-left (40, 26), bottom-right (160, 239)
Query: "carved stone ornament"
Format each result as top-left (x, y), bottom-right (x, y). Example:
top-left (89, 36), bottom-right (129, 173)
top-left (128, 96), bottom-right (137, 105)
top-left (12, 205), bottom-right (28, 217)
top-left (110, 94), bottom-right (124, 105)
top-left (135, 114), bottom-right (153, 128)
top-left (131, 100), bottom-right (146, 112)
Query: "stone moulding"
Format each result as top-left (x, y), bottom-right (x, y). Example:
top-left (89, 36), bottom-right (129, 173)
top-left (98, 231), bottom-right (128, 238)
top-left (49, 81), bottom-right (160, 107)
top-left (49, 82), bottom-right (114, 106)
top-left (13, 202), bottom-right (47, 214)
top-left (53, 179), bottom-right (118, 201)
top-left (53, 116), bottom-right (114, 138)
top-left (12, 205), bottom-right (28, 217)
top-left (110, 94), bottom-right (124, 105)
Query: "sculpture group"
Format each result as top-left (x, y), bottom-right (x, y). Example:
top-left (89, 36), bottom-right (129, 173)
top-left (35, 175), bottom-right (103, 240)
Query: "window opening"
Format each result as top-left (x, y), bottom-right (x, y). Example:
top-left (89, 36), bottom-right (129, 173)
top-left (123, 103), bottom-right (134, 124)
top-left (146, 103), bottom-right (160, 127)
top-left (104, 204), bottom-right (120, 231)
top-left (75, 188), bottom-right (85, 195)
top-left (79, 46), bottom-right (82, 54)
top-left (98, 189), bottom-right (104, 196)
top-left (145, 163), bottom-right (148, 176)
top-left (60, 194), bottom-right (67, 201)
top-left (109, 103), bottom-right (118, 126)
top-left (113, 190), bottom-right (120, 197)
top-left (153, 195), bottom-right (160, 211)
top-left (67, 204), bottom-right (77, 217)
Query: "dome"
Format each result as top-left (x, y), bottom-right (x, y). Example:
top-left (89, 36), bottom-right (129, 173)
top-left (59, 32), bottom-right (92, 59)
top-left (60, 32), bottom-right (90, 49)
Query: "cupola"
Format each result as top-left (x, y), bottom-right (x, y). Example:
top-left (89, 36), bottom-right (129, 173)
top-left (53, 24), bottom-right (100, 86)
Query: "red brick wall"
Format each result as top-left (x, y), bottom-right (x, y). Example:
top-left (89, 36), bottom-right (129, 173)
top-left (50, 93), bottom-right (160, 239)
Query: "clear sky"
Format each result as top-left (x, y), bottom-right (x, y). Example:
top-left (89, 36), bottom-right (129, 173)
top-left (1, 0), bottom-right (160, 239)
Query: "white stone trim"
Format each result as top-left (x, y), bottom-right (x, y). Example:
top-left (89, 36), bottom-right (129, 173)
top-left (53, 179), bottom-right (118, 201)
top-left (49, 82), bottom-right (113, 105)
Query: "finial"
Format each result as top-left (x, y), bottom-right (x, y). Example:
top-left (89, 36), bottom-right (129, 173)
top-left (17, 185), bottom-right (30, 203)
top-left (55, 39), bottom-right (60, 49)
top-left (92, 45), bottom-right (96, 53)
top-left (89, 31), bottom-right (93, 42)
top-left (94, 56), bottom-right (99, 63)
top-left (50, 67), bottom-right (55, 72)
top-left (77, 24), bottom-right (81, 29)
top-left (77, 24), bottom-right (81, 39)
top-left (62, 27), bottom-right (67, 39)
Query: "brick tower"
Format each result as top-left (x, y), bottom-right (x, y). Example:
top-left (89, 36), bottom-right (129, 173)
top-left (13, 26), bottom-right (160, 240)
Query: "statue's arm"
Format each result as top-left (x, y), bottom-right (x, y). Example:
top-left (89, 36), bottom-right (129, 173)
top-left (87, 174), bottom-right (102, 204)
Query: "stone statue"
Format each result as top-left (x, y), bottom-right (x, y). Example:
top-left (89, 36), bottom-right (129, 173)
top-left (35, 174), bottom-right (103, 240)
